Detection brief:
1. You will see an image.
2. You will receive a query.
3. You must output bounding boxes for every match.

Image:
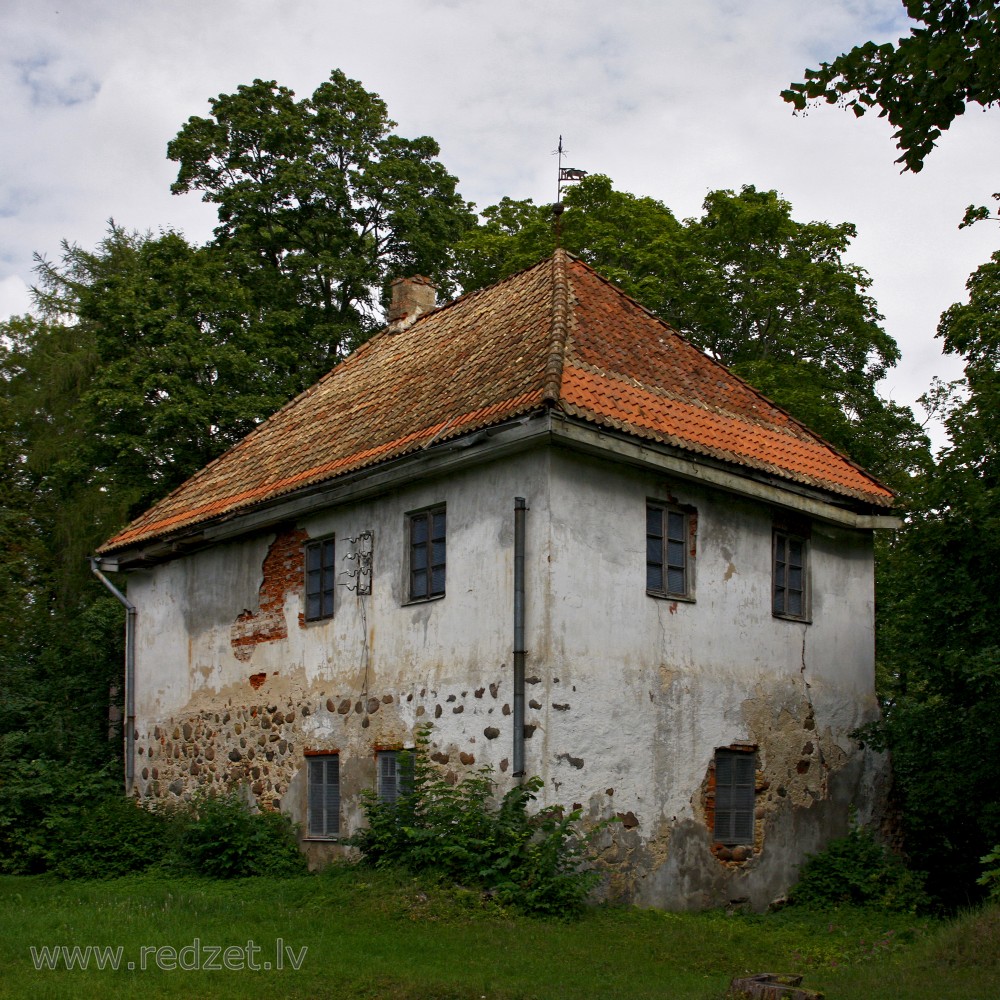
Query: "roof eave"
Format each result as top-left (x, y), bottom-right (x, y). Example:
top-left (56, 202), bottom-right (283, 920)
top-left (98, 409), bottom-right (555, 571)
top-left (548, 412), bottom-right (899, 529)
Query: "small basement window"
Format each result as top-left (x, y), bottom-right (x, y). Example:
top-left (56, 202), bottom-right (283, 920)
top-left (307, 753), bottom-right (339, 838)
top-left (305, 537), bottom-right (336, 622)
top-left (377, 749), bottom-right (415, 804)
top-left (646, 502), bottom-right (693, 599)
top-left (408, 506), bottom-right (446, 601)
top-left (713, 748), bottom-right (755, 846)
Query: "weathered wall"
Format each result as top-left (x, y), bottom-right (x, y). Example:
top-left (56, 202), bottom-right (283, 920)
top-left (126, 442), bottom-right (885, 909)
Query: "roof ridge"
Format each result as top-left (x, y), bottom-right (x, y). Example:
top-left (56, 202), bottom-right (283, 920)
top-left (542, 249), bottom-right (571, 404)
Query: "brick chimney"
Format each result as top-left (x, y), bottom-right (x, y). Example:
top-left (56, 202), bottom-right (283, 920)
top-left (387, 275), bottom-right (436, 332)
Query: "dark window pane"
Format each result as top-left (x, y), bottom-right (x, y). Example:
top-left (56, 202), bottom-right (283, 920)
top-left (667, 539), bottom-right (685, 569)
top-left (668, 567), bottom-right (686, 594)
top-left (410, 508), bottom-right (445, 600)
top-left (646, 506), bottom-right (662, 537)
top-left (411, 516), bottom-right (428, 544)
top-left (647, 564), bottom-right (663, 591)
top-left (787, 590), bottom-right (803, 616)
top-left (647, 536), bottom-right (663, 563)
top-left (667, 511), bottom-right (685, 541)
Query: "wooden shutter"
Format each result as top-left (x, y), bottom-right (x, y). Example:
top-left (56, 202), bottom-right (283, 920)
top-left (308, 755), bottom-right (339, 837)
top-left (714, 750), bottom-right (755, 844)
top-left (379, 752), bottom-right (398, 804)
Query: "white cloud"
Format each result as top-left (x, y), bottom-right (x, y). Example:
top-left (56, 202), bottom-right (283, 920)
top-left (0, 275), bottom-right (32, 318)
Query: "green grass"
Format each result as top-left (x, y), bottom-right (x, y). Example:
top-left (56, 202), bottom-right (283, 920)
top-left (0, 869), bottom-right (996, 999)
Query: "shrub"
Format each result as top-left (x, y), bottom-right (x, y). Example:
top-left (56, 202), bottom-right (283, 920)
top-left (50, 795), bottom-right (174, 879)
top-left (0, 752), bottom-right (120, 875)
top-left (789, 825), bottom-right (930, 913)
top-left (977, 844), bottom-right (1000, 901)
top-left (175, 789), bottom-right (308, 878)
top-left (348, 727), bottom-right (604, 917)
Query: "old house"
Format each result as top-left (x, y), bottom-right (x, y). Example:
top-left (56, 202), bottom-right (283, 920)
top-left (93, 250), bottom-right (897, 909)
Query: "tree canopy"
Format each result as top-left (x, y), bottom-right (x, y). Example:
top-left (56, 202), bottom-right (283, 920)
top-left (782, 0), bottom-right (1000, 173)
top-left (168, 70), bottom-right (474, 369)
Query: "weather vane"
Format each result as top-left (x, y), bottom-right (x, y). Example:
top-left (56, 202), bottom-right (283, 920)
top-left (552, 136), bottom-right (588, 245)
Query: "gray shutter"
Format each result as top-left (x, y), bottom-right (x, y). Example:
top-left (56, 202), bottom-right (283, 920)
top-left (379, 752), bottom-right (398, 804)
top-left (308, 756), bottom-right (339, 836)
top-left (714, 752), bottom-right (734, 842)
top-left (732, 753), bottom-right (755, 843)
top-left (714, 750), bottom-right (755, 844)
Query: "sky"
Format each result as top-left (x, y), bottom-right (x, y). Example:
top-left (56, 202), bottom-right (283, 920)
top-left (2, 0), bottom-right (998, 448)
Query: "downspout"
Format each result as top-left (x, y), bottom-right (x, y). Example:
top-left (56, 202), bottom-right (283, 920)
top-left (513, 497), bottom-right (527, 778)
top-left (89, 558), bottom-right (136, 795)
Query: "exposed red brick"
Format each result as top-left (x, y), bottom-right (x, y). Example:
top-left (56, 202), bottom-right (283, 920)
top-left (230, 526), bottom-right (307, 661)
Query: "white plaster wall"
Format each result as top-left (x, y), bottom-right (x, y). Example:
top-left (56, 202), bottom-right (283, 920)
top-left (129, 449), bottom-right (553, 763)
top-left (126, 440), bottom-right (882, 908)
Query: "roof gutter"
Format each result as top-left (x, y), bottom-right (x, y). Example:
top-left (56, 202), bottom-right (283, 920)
top-left (89, 557), bottom-right (136, 795)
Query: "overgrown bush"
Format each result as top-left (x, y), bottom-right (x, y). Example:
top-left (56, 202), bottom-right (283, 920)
top-left (0, 752), bottom-right (121, 874)
top-left (348, 728), bottom-right (604, 917)
top-left (0, 770), bottom-right (307, 879)
top-left (978, 844), bottom-right (1000, 901)
top-left (789, 825), bottom-right (930, 913)
top-left (174, 790), bottom-right (308, 878)
top-left (49, 794), bottom-right (175, 879)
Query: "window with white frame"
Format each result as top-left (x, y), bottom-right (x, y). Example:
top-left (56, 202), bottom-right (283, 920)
top-left (773, 528), bottom-right (808, 620)
top-left (307, 753), bottom-right (339, 838)
top-left (408, 506), bottom-right (446, 601)
top-left (304, 537), bottom-right (336, 622)
top-left (377, 749), bottom-right (414, 804)
top-left (713, 748), bottom-right (755, 845)
top-left (646, 501), bottom-right (694, 599)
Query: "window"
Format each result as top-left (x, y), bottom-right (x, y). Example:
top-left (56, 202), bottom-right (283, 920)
top-left (773, 530), bottom-right (808, 619)
top-left (377, 750), bottom-right (414, 804)
top-left (713, 749), bottom-right (755, 845)
top-left (305, 537), bottom-right (336, 622)
top-left (646, 502), bottom-right (692, 598)
top-left (408, 506), bottom-right (446, 601)
top-left (307, 753), bottom-right (339, 838)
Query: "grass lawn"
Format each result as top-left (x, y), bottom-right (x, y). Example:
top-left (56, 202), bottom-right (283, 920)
top-left (0, 868), bottom-right (996, 999)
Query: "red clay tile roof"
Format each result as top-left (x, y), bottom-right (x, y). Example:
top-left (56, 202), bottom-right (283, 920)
top-left (99, 251), bottom-right (892, 554)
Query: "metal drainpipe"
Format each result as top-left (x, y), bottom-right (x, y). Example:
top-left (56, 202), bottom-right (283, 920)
top-left (89, 558), bottom-right (136, 794)
top-left (513, 497), bottom-right (527, 778)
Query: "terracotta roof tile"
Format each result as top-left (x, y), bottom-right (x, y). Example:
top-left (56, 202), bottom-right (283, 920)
top-left (99, 252), bottom-right (891, 555)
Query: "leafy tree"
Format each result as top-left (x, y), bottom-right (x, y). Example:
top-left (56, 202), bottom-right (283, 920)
top-left (785, 1), bottom-right (1000, 903)
top-left (452, 175), bottom-right (682, 300)
top-left (455, 176), bottom-right (928, 486)
top-left (782, 0), bottom-right (1000, 174)
top-left (33, 225), bottom-right (296, 515)
top-left (866, 253), bottom-right (1000, 905)
top-left (168, 70), bottom-right (475, 373)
